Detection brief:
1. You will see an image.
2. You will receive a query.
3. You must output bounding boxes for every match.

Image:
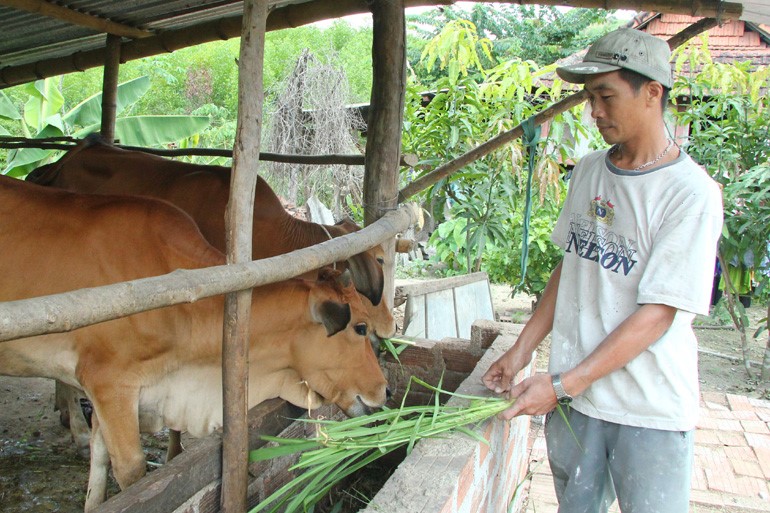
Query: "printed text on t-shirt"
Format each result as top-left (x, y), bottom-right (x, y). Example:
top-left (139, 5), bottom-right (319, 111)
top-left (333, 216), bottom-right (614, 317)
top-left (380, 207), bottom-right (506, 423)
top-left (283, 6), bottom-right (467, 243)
top-left (565, 214), bottom-right (638, 275)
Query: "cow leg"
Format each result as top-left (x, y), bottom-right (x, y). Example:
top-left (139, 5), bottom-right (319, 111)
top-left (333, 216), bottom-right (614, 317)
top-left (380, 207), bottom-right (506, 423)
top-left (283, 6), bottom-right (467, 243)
top-left (60, 383), bottom-right (91, 458)
top-left (165, 429), bottom-right (183, 463)
top-left (54, 380), bottom-right (71, 428)
top-left (87, 384), bottom-right (146, 491)
top-left (85, 414), bottom-right (110, 512)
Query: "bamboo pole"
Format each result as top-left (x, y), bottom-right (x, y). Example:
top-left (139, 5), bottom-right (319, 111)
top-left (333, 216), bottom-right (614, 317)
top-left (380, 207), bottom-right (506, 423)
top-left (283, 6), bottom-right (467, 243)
top-left (364, 0), bottom-right (407, 308)
top-left (99, 34), bottom-right (121, 145)
top-left (221, 0), bottom-right (267, 510)
top-left (0, 0), bottom-right (742, 90)
top-left (398, 17), bottom-right (720, 201)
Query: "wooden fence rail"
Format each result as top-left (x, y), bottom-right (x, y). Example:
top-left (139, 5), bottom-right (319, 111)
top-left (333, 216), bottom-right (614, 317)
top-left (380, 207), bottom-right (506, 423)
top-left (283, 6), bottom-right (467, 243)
top-left (0, 203), bottom-right (418, 342)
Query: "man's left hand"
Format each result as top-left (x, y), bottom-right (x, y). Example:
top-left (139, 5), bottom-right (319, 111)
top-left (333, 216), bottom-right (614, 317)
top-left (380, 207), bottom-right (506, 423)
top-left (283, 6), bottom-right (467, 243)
top-left (498, 373), bottom-right (558, 420)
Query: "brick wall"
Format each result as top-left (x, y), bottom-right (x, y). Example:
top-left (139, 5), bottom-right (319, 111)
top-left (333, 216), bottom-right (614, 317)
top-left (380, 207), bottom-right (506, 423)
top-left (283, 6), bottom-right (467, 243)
top-left (362, 322), bottom-right (533, 513)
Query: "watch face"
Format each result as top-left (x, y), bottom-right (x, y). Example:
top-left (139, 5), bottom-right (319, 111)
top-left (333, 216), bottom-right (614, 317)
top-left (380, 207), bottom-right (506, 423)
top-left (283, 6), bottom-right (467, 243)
top-left (558, 396), bottom-right (572, 406)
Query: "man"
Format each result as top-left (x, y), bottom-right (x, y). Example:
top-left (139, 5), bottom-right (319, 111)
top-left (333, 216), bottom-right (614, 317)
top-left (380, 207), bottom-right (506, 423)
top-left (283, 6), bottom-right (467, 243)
top-left (482, 28), bottom-right (723, 513)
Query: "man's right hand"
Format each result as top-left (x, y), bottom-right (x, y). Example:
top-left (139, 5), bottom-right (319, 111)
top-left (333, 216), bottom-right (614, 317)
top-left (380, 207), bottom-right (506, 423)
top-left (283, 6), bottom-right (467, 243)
top-left (482, 349), bottom-right (531, 394)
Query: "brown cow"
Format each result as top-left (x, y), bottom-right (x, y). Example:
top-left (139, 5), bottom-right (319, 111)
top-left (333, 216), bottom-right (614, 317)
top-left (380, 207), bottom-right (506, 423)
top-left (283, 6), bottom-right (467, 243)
top-left (26, 137), bottom-right (386, 306)
top-left (26, 137), bottom-right (396, 456)
top-left (0, 175), bottom-right (389, 511)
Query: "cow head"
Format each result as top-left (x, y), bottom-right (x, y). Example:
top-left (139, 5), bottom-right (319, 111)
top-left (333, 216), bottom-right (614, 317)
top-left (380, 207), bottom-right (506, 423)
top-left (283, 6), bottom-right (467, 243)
top-left (294, 269), bottom-right (389, 417)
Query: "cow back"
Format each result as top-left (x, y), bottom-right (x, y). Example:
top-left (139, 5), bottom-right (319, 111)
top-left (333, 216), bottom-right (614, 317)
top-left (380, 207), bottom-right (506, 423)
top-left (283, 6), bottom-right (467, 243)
top-left (27, 139), bottom-right (387, 306)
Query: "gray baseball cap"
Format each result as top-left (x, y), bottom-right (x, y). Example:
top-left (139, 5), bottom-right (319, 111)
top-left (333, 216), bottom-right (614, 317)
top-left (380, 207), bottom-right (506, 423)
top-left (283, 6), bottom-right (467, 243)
top-left (556, 28), bottom-right (672, 88)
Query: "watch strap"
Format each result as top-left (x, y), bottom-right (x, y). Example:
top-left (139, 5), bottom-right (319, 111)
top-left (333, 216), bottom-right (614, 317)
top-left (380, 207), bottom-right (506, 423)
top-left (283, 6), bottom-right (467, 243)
top-left (551, 373), bottom-right (573, 405)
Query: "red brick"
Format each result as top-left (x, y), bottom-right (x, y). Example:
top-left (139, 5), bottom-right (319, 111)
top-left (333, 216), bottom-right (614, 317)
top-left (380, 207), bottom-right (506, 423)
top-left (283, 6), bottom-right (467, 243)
top-left (741, 420), bottom-right (770, 434)
top-left (755, 447), bottom-right (770, 478)
top-left (478, 435), bottom-right (490, 466)
top-left (723, 445), bottom-right (757, 460)
top-left (730, 410), bottom-right (761, 421)
top-left (717, 430), bottom-right (749, 446)
top-left (717, 419), bottom-right (744, 431)
top-left (691, 466), bottom-right (708, 490)
top-left (695, 429), bottom-right (721, 445)
top-left (470, 482), bottom-right (484, 512)
top-left (456, 457), bottom-right (475, 507)
top-left (745, 432), bottom-right (770, 449)
top-left (731, 458), bottom-right (765, 479)
top-left (701, 391), bottom-right (729, 407)
top-left (705, 467), bottom-right (740, 494)
top-left (695, 416), bottom-right (720, 429)
top-left (727, 394), bottom-right (754, 411)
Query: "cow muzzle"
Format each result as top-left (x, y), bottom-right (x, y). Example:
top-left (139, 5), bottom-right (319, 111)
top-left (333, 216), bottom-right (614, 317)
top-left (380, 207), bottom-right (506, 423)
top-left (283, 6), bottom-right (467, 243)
top-left (345, 389), bottom-right (388, 417)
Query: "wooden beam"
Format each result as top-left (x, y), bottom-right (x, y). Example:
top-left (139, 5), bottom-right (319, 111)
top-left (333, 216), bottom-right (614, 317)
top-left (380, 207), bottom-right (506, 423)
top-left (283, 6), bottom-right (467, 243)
top-left (0, 0), bottom-right (743, 89)
top-left (398, 17), bottom-right (721, 201)
top-left (99, 34), bottom-right (121, 144)
top-left (221, 0), bottom-right (268, 511)
top-left (0, 0), bottom-right (153, 39)
top-left (0, 203), bottom-right (418, 341)
top-left (364, 0), bottom-right (407, 309)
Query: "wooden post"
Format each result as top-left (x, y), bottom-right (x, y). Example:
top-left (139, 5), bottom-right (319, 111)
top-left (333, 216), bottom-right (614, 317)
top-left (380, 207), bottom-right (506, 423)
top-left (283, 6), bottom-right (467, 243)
top-left (100, 34), bottom-right (121, 144)
top-left (364, 0), bottom-right (406, 308)
top-left (221, 0), bottom-right (267, 511)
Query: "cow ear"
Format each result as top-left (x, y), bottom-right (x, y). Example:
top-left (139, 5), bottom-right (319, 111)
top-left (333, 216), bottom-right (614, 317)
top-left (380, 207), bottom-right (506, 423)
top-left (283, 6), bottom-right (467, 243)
top-left (314, 300), bottom-right (351, 337)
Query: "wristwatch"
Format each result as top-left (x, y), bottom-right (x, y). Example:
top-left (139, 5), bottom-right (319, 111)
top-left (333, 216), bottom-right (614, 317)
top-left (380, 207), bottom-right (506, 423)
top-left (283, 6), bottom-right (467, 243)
top-left (551, 373), bottom-right (573, 405)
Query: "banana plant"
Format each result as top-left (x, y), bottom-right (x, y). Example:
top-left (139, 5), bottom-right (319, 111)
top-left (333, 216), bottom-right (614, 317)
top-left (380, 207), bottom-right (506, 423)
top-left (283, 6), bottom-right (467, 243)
top-left (1, 76), bottom-right (211, 177)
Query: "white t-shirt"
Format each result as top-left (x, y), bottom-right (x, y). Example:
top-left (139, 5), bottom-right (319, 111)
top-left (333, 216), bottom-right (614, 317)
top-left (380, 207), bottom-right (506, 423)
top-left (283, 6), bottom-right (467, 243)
top-left (550, 149), bottom-right (723, 431)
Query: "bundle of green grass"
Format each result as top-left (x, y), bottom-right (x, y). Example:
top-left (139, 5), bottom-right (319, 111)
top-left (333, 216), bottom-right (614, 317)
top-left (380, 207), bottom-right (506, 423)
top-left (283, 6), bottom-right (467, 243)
top-left (248, 376), bottom-right (513, 513)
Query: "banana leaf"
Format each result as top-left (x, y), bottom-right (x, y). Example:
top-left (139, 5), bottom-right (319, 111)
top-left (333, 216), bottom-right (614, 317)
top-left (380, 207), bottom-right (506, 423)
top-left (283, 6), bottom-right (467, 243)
top-left (75, 115), bottom-right (211, 147)
top-left (64, 76), bottom-right (151, 128)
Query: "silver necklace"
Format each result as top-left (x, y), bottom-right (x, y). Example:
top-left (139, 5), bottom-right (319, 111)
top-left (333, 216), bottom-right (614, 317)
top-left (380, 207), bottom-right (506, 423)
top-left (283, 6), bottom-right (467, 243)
top-left (609, 139), bottom-right (674, 171)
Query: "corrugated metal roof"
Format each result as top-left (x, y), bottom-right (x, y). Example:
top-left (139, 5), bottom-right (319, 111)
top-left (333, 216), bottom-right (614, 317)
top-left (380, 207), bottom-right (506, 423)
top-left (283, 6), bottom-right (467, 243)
top-left (0, 1), bottom-right (242, 68)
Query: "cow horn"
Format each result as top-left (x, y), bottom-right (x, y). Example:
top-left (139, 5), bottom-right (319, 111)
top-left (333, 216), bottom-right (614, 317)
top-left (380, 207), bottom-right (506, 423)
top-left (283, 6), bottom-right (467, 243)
top-left (345, 254), bottom-right (384, 306)
top-left (337, 269), bottom-right (353, 288)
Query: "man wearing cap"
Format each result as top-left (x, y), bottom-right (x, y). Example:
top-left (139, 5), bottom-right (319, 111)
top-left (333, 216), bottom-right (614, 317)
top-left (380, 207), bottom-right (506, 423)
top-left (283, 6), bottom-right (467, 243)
top-left (482, 28), bottom-right (723, 512)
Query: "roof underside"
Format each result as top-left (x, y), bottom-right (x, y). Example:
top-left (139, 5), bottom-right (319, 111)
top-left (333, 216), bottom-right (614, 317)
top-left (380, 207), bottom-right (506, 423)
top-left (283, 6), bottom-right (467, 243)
top-left (0, 0), bottom-right (768, 90)
top-left (0, 0), bottom-right (288, 69)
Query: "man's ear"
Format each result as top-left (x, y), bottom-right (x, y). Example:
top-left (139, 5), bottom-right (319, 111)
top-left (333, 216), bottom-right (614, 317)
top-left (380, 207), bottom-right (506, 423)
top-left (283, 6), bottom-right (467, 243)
top-left (313, 300), bottom-right (351, 337)
top-left (646, 80), bottom-right (664, 105)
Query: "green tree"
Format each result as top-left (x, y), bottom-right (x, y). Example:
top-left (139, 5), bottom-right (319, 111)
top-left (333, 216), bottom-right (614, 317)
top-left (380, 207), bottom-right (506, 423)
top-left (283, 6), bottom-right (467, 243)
top-left (403, 18), bottom-right (593, 297)
top-left (671, 36), bottom-right (770, 380)
top-left (407, 3), bottom-right (618, 81)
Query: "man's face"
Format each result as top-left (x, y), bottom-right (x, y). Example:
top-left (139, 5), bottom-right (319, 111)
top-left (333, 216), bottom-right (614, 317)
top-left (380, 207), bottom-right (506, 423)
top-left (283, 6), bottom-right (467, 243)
top-left (584, 71), bottom-right (648, 146)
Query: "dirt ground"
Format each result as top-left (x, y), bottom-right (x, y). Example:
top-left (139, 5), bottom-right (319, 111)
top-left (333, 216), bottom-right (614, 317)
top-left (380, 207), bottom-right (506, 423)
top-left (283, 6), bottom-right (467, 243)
top-left (0, 283), bottom-right (767, 512)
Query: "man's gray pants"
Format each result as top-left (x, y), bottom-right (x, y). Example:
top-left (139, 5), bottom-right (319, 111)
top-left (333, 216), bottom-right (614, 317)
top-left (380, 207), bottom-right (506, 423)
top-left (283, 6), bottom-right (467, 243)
top-left (545, 407), bottom-right (694, 513)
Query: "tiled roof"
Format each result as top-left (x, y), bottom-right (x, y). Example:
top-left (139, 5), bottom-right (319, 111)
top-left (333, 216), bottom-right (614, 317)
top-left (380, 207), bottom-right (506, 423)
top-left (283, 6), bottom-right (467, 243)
top-left (631, 12), bottom-right (770, 69)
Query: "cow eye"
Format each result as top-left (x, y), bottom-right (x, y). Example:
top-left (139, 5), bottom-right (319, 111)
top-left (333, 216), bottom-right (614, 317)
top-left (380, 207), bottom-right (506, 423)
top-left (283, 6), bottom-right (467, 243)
top-left (376, 257), bottom-right (385, 265)
top-left (354, 323), bottom-right (368, 336)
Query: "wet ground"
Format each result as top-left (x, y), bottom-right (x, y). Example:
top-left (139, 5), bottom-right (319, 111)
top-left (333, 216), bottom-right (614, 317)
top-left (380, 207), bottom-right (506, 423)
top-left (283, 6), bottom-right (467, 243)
top-left (0, 377), bottom-right (168, 513)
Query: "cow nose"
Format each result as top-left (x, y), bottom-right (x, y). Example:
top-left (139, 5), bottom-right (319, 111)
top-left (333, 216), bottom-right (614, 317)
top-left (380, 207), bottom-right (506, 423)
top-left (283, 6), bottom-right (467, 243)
top-left (386, 387), bottom-right (393, 400)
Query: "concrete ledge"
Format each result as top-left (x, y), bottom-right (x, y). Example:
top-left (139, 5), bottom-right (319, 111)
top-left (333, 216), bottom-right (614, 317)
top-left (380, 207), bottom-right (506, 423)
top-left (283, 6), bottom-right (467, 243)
top-left (363, 324), bottom-right (533, 513)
